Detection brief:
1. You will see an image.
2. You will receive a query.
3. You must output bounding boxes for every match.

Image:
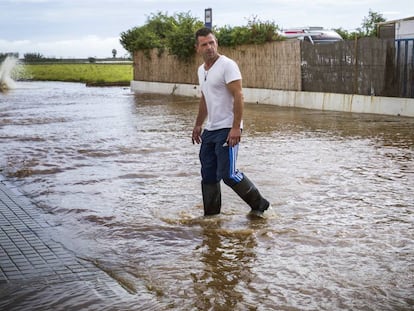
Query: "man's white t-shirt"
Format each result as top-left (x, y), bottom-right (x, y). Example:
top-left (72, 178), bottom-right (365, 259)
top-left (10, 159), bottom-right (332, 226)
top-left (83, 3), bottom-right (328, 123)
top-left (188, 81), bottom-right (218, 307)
top-left (197, 55), bottom-right (243, 131)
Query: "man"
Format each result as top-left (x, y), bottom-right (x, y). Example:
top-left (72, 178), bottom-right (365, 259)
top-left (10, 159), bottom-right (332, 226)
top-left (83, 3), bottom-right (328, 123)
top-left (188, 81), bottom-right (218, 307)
top-left (192, 27), bottom-right (270, 216)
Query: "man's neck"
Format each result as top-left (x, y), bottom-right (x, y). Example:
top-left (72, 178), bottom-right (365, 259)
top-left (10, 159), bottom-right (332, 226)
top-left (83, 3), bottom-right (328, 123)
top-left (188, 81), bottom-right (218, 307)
top-left (204, 54), bottom-right (220, 70)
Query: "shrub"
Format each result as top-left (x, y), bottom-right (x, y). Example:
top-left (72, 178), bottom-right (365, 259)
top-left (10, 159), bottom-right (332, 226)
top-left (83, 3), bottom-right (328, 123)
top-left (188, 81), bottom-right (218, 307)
top-left (166, 12), bottom-right (204, 61)
top-left (120, 11), bottom-right (283, 62)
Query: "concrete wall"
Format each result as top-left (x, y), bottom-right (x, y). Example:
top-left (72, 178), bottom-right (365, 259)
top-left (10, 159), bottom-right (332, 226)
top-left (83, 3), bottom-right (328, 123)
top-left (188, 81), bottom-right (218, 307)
top-left (130, 80), bottom-right (414, 117)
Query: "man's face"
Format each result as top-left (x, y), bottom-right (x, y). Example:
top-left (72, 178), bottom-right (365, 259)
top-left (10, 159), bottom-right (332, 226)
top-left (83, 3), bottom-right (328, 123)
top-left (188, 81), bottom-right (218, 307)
top-left (196, 33), bottom-right (218, 61)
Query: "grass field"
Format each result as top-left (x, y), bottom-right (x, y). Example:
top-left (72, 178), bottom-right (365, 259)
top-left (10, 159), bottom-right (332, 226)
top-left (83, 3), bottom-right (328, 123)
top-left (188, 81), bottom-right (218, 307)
top-left (20, 63), bottom-right (133, 84)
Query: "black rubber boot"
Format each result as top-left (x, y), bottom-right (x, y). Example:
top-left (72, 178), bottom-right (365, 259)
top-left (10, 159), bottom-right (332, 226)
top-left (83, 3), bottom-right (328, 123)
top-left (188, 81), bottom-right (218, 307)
top-left (231, 175), bottom-right (269, 213)
top-left (201, 182), bottom-right (222, 216)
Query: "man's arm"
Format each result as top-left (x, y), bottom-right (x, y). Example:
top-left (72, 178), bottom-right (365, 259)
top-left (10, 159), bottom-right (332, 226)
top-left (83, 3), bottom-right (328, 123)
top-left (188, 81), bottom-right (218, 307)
top-left (192, 93), bottom-right (208, 144)
top-left (226, 79), bottom-right (243, 146)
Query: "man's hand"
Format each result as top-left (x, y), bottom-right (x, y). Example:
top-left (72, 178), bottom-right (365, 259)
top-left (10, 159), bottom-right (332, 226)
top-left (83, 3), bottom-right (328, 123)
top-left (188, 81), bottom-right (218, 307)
top-left (226, 127), bottom-right (241, 147)
top-left (192, 125), bottom-right (202, 144)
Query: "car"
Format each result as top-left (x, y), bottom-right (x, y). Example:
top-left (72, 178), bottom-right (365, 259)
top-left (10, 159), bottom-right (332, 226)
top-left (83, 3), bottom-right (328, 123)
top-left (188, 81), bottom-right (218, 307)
top-left (281, 27), bottom-right (343, 44)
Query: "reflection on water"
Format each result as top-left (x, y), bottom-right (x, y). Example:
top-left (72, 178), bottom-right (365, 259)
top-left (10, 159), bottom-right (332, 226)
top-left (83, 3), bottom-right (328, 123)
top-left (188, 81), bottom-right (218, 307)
top-left (0, 82), bottom-right (413, 310)
top-left (192, 220), bottom-right (263, 311)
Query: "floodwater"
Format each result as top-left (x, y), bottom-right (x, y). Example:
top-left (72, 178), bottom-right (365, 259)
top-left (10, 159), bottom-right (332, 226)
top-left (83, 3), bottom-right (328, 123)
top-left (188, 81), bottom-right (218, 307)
top-left (0, 81), bottom-right (413, 310)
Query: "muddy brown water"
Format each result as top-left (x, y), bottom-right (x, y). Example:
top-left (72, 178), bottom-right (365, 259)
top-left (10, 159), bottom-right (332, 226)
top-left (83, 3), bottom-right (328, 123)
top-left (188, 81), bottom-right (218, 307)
top-left (0, 82), bottom-right (413, 310)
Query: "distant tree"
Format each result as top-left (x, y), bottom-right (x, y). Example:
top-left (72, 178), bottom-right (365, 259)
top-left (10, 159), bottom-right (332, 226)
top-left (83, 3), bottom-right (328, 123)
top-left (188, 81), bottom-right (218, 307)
top-left (334, 27), bottom-right (352, 40)
top-left (88, 57), bottom-right (96, 63)
top-left (334, 10), bottom-right (386, 40)
top-left (24, 53), bottom-right (44, 62)
top-left (0, 52), bottom-right (19, 62)
top-left (361, 9), bottom-right (386, 37)
top-left (333, 27), bottom-right (361, 40)
top-left (112, 49), bottom-right (117, 58)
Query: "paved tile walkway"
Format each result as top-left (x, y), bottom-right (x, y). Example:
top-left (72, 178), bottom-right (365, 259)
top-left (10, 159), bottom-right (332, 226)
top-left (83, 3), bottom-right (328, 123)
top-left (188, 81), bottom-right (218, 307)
top-left (0, 179), bottom-right (164, 310)
top-left (0, 179), bottom-right (121, 285)
top-left (0, 179), bottom-right (100, 284)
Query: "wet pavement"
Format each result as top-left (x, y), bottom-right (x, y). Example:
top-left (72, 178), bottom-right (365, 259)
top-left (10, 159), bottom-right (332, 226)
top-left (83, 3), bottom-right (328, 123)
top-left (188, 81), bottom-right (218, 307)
top-left (0, 177), bottom-right (96, 283)
top-left (0, 176), bottom-right (178, 311)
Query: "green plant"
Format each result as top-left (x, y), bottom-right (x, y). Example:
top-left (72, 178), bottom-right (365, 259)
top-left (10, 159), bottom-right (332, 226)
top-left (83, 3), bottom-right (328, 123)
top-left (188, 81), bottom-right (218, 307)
top-left (166, 12), bottom-right (204, 61)
top-left (334, 9), bottom-right (386, 40)
top-left (361, 9), bottom-right (386, 37)
top-left (120, 12), bottom-right (175, 56)
top-left (216, 16), bottom-right (282, 47)
top-left (120, 12), bottom-right (283, 61)
top-left (214, 25), bottom-right (234, 46)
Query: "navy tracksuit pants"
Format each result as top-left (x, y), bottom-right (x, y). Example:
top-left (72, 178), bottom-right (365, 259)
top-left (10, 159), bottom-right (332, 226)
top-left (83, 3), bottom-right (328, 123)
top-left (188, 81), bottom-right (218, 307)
top-left (199, 128), bottom-right (244, 187)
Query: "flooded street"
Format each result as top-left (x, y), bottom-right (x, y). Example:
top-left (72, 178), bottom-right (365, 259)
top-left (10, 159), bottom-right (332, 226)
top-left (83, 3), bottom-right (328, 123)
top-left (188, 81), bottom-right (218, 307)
top-left (0, 81), bottom-right (413, 310)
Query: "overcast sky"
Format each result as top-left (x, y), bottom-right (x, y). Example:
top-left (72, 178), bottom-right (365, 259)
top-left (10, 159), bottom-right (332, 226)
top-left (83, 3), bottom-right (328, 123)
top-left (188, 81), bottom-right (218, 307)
top-left (0, 0), bottom-right (412, 59)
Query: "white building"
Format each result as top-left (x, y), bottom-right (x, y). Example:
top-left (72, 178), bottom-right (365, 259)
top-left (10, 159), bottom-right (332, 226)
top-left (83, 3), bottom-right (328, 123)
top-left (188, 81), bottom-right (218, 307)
top-left (378, 16), bottom-right (414, 39)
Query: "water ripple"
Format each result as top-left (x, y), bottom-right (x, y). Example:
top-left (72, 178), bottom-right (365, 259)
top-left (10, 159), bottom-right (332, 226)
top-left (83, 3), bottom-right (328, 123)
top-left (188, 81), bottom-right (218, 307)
top-left (1, 82), bottom-right (413, 310)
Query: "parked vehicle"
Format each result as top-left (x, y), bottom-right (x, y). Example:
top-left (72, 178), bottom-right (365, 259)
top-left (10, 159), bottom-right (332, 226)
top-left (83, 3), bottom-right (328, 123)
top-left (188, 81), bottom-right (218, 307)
top-left (281, 27), bottom-right (343, 44)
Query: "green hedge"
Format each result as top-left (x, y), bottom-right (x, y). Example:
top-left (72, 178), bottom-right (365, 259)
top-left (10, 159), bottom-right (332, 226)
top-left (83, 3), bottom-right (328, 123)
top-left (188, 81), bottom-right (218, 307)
top-left (120, 12), bottom-right (283, 62)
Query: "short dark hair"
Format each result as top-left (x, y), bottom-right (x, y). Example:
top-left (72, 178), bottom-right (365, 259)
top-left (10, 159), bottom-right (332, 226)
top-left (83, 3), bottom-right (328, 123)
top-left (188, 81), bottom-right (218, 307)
top-left (195, 27), bottom-right (214, 42)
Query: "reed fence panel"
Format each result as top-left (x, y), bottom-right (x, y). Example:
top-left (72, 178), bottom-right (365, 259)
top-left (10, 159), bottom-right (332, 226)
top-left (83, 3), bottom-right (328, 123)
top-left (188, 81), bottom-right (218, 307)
top-left (133, 41), bottom-right (301, 91)
top-left (133, 37), bottom-right (411, 98)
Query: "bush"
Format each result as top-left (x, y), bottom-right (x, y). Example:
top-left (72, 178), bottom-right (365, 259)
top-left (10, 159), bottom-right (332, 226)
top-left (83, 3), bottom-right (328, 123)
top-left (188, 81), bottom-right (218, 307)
top-left (166, 12), bottom-right (204, 61)
top-left (120, 12), bottom-right (175, 57)
top-left (120, 11), bottom-right (283, 62)
top-left (216, 17), bottom-right (283, 47)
